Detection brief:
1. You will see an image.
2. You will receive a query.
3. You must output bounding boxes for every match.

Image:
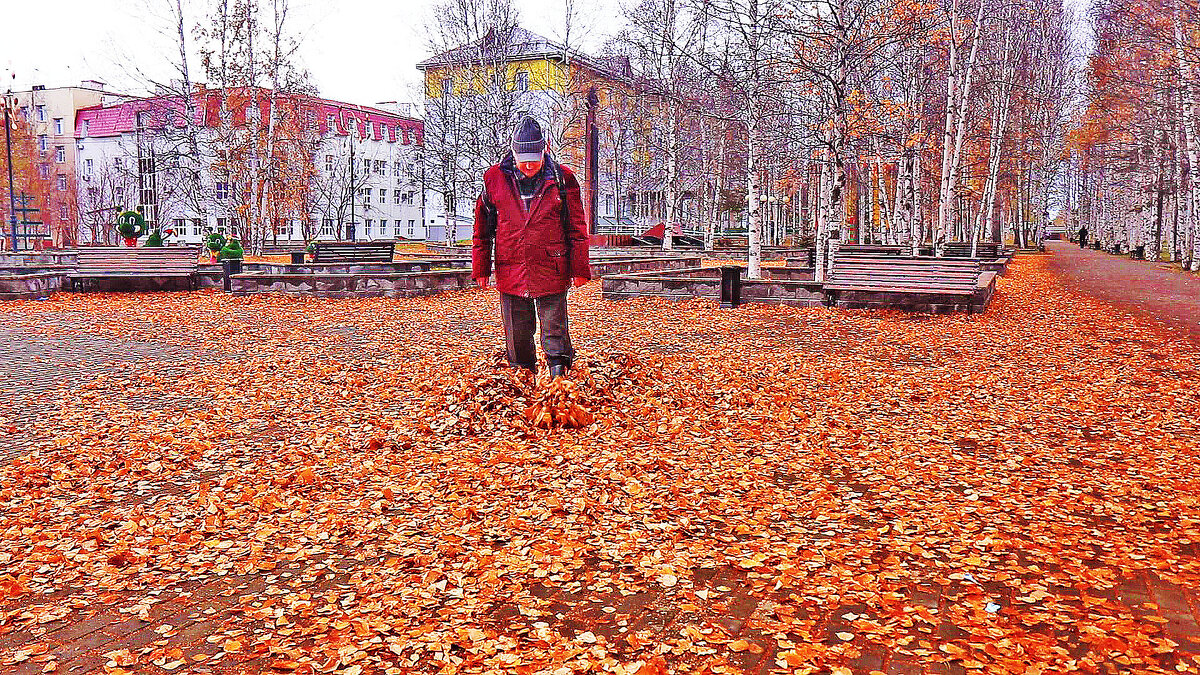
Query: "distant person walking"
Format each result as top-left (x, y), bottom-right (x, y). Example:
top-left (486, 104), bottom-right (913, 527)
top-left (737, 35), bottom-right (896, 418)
top-left (472, 117), bottom-right (591, 378)
top-left (1079, 225), bottom-right (1088, 248)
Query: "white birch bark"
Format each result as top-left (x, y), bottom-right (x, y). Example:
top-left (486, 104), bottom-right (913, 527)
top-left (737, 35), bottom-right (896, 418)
top-left (935, 0), bottom-right (987, 255)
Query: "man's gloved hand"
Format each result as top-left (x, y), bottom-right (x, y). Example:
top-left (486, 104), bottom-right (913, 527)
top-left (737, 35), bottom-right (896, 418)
top-left (476, 277), bottom-right (489, 290)
top-left (572, 277), bottom-right (588, 288)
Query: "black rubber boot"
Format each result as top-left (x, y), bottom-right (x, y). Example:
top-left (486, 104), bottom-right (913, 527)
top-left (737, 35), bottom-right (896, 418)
top-left (549, 364), bottom-right (566, 379)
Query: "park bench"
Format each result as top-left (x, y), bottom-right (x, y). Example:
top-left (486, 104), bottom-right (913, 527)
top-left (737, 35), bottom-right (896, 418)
top-left (260, 244), bottom-right (302, 256)
top-left (823, 253), bottom-right (996, 313)
top-left (70, 246), bottom-right (202, 291)
top-left (311, 241), bottom-right (395, 263)
top-left (837, 244), bottom-right (907, 256)
top-left (944, 242), bottom-right (1005, 259)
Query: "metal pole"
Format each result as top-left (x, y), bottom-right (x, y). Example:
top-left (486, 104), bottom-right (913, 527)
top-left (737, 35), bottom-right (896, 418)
top-left (586, 87), bottom-right (599, 235)
top-left (4, 93), bottom-right (17, 251)
top-left (349, 138), bottom-right (354, 241)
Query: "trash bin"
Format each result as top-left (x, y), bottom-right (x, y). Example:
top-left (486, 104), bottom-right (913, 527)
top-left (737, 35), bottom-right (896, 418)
top-left (719, 266), bottom-right (742, 309)
top-left (290, 251), bottom-right (305, 264)
top-left (221, 258), bottom-right (244, 292)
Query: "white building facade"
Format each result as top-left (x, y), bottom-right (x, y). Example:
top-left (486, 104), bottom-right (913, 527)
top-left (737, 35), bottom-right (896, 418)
top-left (74, 90), bottom-right (444, 247)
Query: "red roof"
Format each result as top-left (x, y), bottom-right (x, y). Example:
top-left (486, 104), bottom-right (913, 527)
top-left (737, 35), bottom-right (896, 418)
top-left (77, 88), bottom-right (423, 145)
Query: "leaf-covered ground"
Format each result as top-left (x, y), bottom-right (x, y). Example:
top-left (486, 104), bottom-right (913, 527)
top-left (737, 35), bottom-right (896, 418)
top-left (1, 254), bottom-right (1198, 675)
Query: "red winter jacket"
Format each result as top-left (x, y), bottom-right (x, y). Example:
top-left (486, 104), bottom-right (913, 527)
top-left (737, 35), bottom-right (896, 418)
top-left (472, 154), bottom-right (591, 298)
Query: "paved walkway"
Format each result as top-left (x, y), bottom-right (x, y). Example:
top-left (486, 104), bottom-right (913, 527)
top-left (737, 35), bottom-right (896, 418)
top-left (1045, 241), bottom-right (1200, 343)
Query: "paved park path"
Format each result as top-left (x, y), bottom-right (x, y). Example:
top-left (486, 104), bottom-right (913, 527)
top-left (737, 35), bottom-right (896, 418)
top-left (1045, 240), bottom-right (1200, 343)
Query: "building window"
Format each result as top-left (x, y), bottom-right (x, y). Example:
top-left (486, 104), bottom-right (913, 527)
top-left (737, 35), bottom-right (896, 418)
top-left (515, 70), bottom-right (530, 92)
top-left (173, 218), bottom-right (186, 236)
top-left (365, 219), bottom-right (373, 235)
top-left (54, 118), bottom-right (63, 135)
top-left (36, 105), bottom-right (45, 122)
top-left (378, 190), bottom-right (386, 204)
top-left (393, 161), bottom-right (402, 177)
top-left (38, 135), bottom-right (47, 152)
top-left (326, 113), bottom-right (336, 129)
top-left (325, 154), bottom-right (334, 171)
top-left (394, 189), bottom-right (402, 204)
top-left (114, 186), bottom-right (124, 202)
top-left (85, 158), bottom-right (93, 175)
top-left (216, 182), bottom-right (229, 200)
top-left (394, 221), bottom-right (403, 237)
top-left (408, 220), bottom-right (415, 236)
top-left (56, 175), bottom-right (67, 191)
top-left (322, 219), bottom-right (333, 235)
top-left (379, 219), bottom-right (387, 234)
top-left (59, 204), bottom-right (68, 219)
top-left (136, 111), bottom-right (148, 130)
top-left (362, 188), bottom-right (371, 199)
top-left (55, 146), bottom-right (65, 163)
top-left (113, 157), bottom-right (122, 169)
top-left (192, 219), bottom-right (203, 236)
top-left (38, 164), bottom-right (49, 179)
top-left (216, 217), bottom-right (227, 232)
top-left (441, 77), bottom-right (452, 97)
top-left (82, 120), bottom-right (89, 137)
top-left (374, 160), bottom-right (384, 175)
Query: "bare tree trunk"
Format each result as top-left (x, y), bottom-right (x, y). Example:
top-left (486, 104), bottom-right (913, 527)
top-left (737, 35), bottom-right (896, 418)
top-left (747, 114), bottom-right (762, 279)
top-left (935, 0), bottom-right (986, 255)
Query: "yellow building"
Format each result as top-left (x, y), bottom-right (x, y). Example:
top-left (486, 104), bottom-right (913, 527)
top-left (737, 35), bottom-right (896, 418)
top-left (416, 27), bottom-right (645, 231)
top-left (9, 81), bottom-right (124, 245)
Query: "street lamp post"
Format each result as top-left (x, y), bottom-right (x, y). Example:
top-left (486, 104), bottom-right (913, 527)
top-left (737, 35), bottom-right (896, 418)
top-left (3, 89), bottom-right (17, 251)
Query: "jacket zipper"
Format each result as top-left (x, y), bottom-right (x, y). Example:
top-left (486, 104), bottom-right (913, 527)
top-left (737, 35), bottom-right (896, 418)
top-left (503, 170), bottom-right (557, 297)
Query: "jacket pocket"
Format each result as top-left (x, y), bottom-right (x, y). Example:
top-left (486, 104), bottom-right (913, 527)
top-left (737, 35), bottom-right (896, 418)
top-left (546, 246), bottom-right (566, 275)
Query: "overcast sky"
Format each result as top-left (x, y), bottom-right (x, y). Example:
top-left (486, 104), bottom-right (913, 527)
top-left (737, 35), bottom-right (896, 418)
top-left (2, 0), bottom-right (622, 107)
top-left (5, 0), bottom-right (1091, 108)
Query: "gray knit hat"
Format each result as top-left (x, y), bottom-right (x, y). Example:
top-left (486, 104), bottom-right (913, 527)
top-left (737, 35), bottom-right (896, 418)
top-left (512, 117), bottom-right (546, 163)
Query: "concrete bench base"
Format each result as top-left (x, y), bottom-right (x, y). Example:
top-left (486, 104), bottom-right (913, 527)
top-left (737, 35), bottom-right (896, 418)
top-left (0, 268), bottom-right (71, 299)
top-left (602, 266), bottom-right (824, 307)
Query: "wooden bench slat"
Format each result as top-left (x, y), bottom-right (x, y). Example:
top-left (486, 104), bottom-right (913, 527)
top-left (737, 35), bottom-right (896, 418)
top-left (70, 247), bottom-right (201, 288)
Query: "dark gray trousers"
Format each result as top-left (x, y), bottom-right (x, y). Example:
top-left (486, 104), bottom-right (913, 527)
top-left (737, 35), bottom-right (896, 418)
top-left (500, 291), bottom-right (574, 371)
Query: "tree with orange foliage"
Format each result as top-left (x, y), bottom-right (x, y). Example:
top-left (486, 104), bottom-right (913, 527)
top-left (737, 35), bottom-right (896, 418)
top-left (0, 98), bottom-right (58, 250)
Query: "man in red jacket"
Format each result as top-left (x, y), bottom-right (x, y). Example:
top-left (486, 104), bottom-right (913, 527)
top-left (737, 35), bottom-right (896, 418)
top-left (473, 117), bottom-right (591, 378)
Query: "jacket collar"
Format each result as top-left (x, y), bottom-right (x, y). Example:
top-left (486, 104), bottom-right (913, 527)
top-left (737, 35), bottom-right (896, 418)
top-left (500, 151), bottom-right (559, 184)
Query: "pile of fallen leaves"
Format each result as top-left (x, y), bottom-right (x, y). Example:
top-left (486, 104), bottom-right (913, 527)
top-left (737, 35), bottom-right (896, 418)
top-left (423, 348), bottom-right (653, 435)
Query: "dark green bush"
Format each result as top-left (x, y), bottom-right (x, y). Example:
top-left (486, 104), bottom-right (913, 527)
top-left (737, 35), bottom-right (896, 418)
top-left (218, 238), bottom-right (245, 260)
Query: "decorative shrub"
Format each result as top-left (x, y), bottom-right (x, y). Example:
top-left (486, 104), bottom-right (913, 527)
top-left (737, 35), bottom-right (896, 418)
top-left (205, 232), bottom-right (227, 254)
top-left (144, 230), bottom-right (165, 247)
top-left (218, 238), bottom-right (245, 260)
top-left (115, 210), bottom-right (147, 241)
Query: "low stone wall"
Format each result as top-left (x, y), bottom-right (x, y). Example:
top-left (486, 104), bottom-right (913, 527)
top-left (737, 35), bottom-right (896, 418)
top-left (256, 261), bottom-right (434, 274)
top-left (0, 268), bottom-right (71, 300)
top-left (704, 247), bottom-right (814, 262)
top-left (602, 266), bottom-right (824, 307)
top-left (230, 269), bottom-right (476, 299)
top-left (592, 256), bottom-right (702, 276)
top-left (0, 251), bottom-right (78, 266)
top-left (603, 269), bottom-right (722, 302)
top-left (422, 244), bottom-right (691, 260)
